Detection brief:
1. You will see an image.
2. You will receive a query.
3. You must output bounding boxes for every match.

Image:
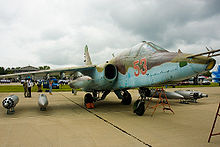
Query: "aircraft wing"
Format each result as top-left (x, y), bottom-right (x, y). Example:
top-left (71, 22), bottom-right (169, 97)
top-left (0, 65), bottom-right (96, 79)
top-left (187, 48), bottom-right (220, 58)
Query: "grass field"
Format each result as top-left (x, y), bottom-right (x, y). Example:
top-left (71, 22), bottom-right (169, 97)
top-left (0, 84), bottom-right (72, 93)
top-left (0, 83), bottom-right (219, 93)
top-left (167, 82), bottom-right (219, 88)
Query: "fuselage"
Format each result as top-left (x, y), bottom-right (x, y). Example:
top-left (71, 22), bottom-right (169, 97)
top-left (71, 41), bottom-right (216, 91)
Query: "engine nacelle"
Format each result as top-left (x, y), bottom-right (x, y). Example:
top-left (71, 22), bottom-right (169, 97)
top-left (96, 64), bottom-right (118, 89)
top-left (2, 95), bottom-right (19, 110)
top-left (104, 64), bottom-right (118, 81)
top-left (69, 64), bottom-right (118, 90)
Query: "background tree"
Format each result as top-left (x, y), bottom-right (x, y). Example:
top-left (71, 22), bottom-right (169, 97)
top-left (39, 66), bottom-right (50, 70)
top-left (5, 67), bottom-right (13, 74)
top-left (0, 67), bottom-right (5, 75)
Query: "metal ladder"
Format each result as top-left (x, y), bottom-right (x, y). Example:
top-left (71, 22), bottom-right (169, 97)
top-left (146, 87), bottom-right (174, 116)
top-left (208, 102), bottom-right (220, 143)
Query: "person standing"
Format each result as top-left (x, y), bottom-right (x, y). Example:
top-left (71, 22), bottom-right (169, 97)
top-left (27, 79), bottom-right (32, 97)
top-left (49, 80), bottom-right (53, 95)
top-left (23, 80), bottom-right (28, 97)
top-left (37, 81), bottom-right (42, 92)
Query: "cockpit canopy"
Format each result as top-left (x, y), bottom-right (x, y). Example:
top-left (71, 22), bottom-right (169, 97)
top-left (132, 41), bottom-right (168, 53)
top-left (116, 41), bottom-right (168, 58)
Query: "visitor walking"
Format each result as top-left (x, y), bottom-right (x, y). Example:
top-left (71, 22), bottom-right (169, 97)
top-left (49, 80), bottom-right (53, 95)
top-left (27, 79), bottom-right (32, 97)
top-left (23, 80), bottom-right (28, 97)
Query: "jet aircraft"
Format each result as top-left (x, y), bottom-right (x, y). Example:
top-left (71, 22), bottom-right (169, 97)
top-left (212, 64), bottom-right (220, 86)
top-left (0, 41), bottom-right (219, 115)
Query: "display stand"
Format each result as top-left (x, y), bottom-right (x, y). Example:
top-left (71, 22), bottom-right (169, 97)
top-left (146, 87), bottom-right (174, 116)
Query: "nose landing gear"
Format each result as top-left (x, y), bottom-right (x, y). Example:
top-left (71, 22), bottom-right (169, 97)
top-left (133, 87), bottom-right (150, 116)
top-left (84, 90), bottom-right (111, 109)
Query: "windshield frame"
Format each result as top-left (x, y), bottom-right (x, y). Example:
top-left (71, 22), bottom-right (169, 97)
top-left (147, 42), bottom-right (168, 52)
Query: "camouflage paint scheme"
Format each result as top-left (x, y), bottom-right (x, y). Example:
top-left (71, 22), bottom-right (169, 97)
top-left (0, 41), bottom-right (217, 116)
top-left (0, 41), bottom-right (215, 92)
top-left (80, 41), bottom-right (215, 91)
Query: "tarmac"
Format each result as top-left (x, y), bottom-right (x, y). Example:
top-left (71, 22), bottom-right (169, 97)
top-left (0, 87), bottom-right (220, 147)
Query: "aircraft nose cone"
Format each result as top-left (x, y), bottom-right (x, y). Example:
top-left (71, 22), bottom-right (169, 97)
top-left (206, 58), bottom-right (216, 70)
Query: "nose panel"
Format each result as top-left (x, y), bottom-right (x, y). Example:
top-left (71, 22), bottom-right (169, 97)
top-left (206, 58), bottom-right (216, 70)
top-left (188, 56), bottom-right (215, 73)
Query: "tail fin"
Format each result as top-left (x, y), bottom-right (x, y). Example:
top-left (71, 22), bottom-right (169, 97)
top-left (84, 45), bottom-right (92, 65)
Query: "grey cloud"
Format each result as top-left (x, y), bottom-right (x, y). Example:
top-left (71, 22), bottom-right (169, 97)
top-left (0, 0), bottom-right (220, 68)
top-left (41, 29), bottom-right (66, 41)
top-left (108, 0), bottom-right (220, 48)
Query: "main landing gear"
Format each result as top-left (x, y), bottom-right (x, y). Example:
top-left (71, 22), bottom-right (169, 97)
top-left (114, 90), bottom-right (132, 105)
top-left (121, 91), bottom-right (132, 105)
top-left (133, 87), bottom-right (150, 116)
top-left (84, 90), bottom-right (132, 109)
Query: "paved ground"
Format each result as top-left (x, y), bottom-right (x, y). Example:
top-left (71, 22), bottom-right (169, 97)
top-left (0, 87), bottom-right (220, 147)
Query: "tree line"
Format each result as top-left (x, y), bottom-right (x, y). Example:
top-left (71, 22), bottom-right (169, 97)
top-left (0, 66), bottom-right (50, 75)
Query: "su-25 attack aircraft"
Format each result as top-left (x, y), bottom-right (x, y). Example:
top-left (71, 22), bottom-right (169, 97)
top-left (1, 41), bottom-right (219, 115)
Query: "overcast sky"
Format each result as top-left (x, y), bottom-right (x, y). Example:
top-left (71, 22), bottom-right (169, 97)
top-left (0, 0), bottom-right (220, 70)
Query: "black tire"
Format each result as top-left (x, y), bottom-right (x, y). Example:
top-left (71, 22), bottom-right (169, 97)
top-left (121, 91), bottom-right (132, 105)
top-left (84, 93), bottom-right (93, 104)
top-left (135, 101), bottom-right (145, 116)
top-left (133, 100), bottom-right (140, 113)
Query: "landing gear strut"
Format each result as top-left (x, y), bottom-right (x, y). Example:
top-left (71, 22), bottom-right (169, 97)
top-left (133, 87), bottom-right (150, 116)
top-left (121, 91), bottom-right (132, 105)
top-left (114, 90), bottom-right (132, 105)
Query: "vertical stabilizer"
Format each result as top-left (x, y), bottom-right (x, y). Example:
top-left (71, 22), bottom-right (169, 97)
top-left (84, 45), bottom-right (92, 65)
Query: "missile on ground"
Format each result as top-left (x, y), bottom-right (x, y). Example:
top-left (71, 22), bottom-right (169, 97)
top-left (38, 94), bottom-right (48, 111)
top-left (175, 90), bottom-right (208, 103)
top-left (175, 90), bottom-right (208, 99)
top-left (150, 89), bottom-right (184, 99)
top-left (2, 95), bottom-right (19, 114)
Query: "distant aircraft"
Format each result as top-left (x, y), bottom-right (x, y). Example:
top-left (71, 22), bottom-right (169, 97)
top-left (0, 41), bottom-right (219, 115)
top-left (212, 64), bottom-right (220, 86)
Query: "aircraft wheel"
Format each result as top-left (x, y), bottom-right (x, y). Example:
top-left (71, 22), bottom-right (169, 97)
top-left (84, 93), bottom-right (94, 109)
top-left (134, 101), bottom-right (145, 116)
top-left (84, 93), bottom-right (93, 104)
top-left (121, 91), bottom-right (132, 105)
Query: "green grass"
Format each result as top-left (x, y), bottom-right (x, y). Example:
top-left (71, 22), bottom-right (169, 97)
top-left (0, 83), bottom-right (219, 93)
top-left (0, 84), bottom-right (72, 93)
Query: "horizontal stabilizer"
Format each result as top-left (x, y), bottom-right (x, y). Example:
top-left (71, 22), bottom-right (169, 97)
top-left (187, 48), bottom-right (220, 58)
